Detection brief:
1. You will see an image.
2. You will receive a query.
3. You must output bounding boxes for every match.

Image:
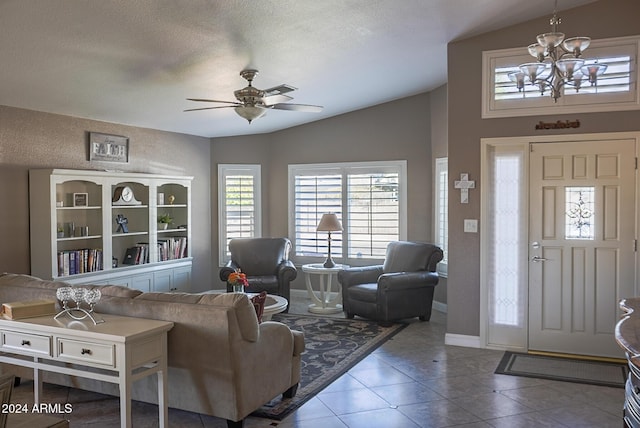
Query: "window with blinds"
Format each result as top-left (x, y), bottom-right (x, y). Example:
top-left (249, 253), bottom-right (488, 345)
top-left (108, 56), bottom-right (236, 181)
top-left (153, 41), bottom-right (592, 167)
top-left (494, 54), bottom-right (632, 101)
top-left (483, 35), bottom-right (639, 118)
top-left (434, 158), bottom-right (448, 276)
top-left (218, 164), bottom-right (261, 265)
top-left (293, 174), bottom-right (343, 258)
top-left (348, 173), bottom-right (399, 258)
top-left (289, 161), bottom-right (406, 264)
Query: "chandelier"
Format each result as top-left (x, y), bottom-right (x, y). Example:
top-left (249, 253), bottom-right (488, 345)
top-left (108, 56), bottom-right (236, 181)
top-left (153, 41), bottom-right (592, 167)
top-left (509, 1), bottom-right (607, 102)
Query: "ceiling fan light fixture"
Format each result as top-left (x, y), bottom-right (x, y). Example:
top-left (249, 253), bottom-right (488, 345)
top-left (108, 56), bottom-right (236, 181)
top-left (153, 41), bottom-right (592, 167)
top-left (234, 105), bottom-right (266, 123)
top-left (185, 68), bottom-right (323, 124)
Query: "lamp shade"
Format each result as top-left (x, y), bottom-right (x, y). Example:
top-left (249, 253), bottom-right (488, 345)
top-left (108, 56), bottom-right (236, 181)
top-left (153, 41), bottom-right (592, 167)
top-left (316, 213), bottom-right (342, 232)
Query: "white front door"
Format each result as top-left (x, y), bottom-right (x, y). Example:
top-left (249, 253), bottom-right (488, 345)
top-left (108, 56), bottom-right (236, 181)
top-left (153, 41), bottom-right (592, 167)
top-left (528, 139), bottom-right (636, 358)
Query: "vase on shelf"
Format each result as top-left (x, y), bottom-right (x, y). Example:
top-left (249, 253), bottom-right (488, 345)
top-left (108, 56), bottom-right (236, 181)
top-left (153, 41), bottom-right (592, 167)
top-left (158, 223), bottom-right (168, 230)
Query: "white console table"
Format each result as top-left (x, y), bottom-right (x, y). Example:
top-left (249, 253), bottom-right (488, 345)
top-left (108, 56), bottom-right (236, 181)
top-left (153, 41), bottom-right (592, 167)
top-left (0, 314), bottom-right (173, 428)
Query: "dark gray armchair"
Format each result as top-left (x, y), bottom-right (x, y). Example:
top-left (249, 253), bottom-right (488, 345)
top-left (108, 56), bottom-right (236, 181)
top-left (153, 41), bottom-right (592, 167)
top-left (219, 238), bottom-right (297, 310)
top-left (338, 241), bottom-right (443, 324)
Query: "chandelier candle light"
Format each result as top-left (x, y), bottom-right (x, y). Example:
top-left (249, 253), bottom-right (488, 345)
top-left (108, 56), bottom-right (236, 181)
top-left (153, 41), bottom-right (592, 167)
top-left (316, 213), bottom-right (343, 268)
top-left (509, 0), bottom-right (607, 102)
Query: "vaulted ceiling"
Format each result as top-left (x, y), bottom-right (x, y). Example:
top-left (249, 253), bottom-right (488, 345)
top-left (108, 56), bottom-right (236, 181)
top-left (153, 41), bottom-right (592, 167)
top-left (0, 0), bottom-right (596, 138)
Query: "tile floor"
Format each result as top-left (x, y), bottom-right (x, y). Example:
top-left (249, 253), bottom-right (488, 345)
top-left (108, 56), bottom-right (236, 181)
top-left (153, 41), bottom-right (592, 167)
top-left (9, 292), bottom-right (625, 427)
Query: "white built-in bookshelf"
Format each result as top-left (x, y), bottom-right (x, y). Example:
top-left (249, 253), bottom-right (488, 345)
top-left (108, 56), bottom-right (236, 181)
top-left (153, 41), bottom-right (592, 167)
top-left (29, 169), bottom-right (193, 292)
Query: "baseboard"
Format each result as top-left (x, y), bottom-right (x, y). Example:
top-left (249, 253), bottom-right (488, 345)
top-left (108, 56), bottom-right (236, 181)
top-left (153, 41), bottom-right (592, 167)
top-left (432, 300), bottom-right (447, 313)
top-left (290, 289), bottom-right (309, 298)
top-left (445, 333), bottom-right (481, 348)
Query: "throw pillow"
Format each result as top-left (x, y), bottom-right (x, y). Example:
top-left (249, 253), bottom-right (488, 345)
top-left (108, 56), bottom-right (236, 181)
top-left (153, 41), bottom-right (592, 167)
top-left (251, 291), bottom-right (268, 323)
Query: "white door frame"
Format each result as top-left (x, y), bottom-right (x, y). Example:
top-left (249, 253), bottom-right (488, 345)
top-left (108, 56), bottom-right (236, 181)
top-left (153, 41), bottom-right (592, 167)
top-left (479, 131), bottom-right (640, 352)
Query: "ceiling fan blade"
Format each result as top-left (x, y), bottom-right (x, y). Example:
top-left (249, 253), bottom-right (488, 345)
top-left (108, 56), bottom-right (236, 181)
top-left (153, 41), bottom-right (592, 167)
top-left (270, 103), bottom-right (323, 113)
top-left (186, 98), bottom-right (241, 105)
top-left (263, 94), bottom-right (293, 106)
top-left (183, 106), bottom-right (237, 112)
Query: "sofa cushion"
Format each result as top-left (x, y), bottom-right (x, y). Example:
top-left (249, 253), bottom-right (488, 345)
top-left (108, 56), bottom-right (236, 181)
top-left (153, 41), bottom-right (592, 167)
top-left (88, 284), bottom-right (142, 299)
top-left (347, 283), bottom-right (379, 303)
top-left (135, 292), bottom-right (201, 304)
top-left (0, 274), bottom-right (142, 300)
top-left (382, 241), bottom-right (431, 273)
top-left (0, 273), bottom-right (66, 290)
top-left (228, 238), bottom-right (288, 276)
top-left (197, 293), bottom-right (259, 342)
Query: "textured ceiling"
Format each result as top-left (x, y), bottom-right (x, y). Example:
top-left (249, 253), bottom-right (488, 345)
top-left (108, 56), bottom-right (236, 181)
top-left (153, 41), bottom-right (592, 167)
top-left (0, 0), bottom-right (596, 138)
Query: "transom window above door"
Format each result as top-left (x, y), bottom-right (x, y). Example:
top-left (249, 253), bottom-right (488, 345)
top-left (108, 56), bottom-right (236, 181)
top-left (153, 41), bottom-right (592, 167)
top-left (482, 35), bottom-right (640, 118)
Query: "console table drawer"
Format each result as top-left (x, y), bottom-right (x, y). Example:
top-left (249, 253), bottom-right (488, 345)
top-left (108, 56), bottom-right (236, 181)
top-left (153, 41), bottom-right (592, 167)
top-left (1, 330), bottom-right (51, 356)
top-left (57, 338), bottom-right (114, 367)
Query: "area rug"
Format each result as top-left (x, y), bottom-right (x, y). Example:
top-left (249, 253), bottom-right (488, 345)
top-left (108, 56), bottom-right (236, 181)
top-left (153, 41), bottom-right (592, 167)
top-left (251, 313), bottom-right (406, 420)
top-left (495, 351), bottom-right (628, 388)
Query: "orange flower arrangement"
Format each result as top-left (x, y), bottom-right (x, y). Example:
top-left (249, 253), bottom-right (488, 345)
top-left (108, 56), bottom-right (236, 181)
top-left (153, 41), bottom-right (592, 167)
top-left (228, 270), bottom-right (249, 288)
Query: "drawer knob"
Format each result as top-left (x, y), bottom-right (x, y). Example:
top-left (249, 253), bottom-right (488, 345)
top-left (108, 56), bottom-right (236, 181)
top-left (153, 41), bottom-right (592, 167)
top-left (81, 348), bottom-right (92, 355)
top-left (21, 340), bottom-right (31, 346)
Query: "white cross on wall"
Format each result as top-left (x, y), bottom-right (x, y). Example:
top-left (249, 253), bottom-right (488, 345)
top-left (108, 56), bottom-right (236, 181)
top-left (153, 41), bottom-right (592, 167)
top-left (454, 173), bottom-right (475, 204)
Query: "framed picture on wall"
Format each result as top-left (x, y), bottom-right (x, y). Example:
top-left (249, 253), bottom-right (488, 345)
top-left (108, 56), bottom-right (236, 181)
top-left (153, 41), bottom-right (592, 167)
top-left (88, 132), bottom-right (129, 163)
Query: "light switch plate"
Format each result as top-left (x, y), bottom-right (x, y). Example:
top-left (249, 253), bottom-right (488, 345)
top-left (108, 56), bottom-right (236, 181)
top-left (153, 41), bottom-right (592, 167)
top-left (464, 219), bottom-right (478, 233)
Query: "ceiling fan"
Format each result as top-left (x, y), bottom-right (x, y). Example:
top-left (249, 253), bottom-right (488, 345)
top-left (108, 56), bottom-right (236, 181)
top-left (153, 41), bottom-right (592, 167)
top-left (185, 69), bottom-right (323, 123)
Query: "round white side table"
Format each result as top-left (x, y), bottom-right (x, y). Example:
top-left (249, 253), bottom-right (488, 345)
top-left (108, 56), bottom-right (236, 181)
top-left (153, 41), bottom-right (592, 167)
top-left (302, 263), bottom-right (349, 314)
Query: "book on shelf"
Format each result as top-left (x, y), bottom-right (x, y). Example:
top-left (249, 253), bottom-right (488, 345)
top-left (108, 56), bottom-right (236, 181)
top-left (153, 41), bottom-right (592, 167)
top-left (122, 243), bottom-right (149, 265)
top-left (158, 237), bottom-right (188, 261)
top-left (57, 249), bottom-right (103, 277)
top-left (1, 299), bottom-right (57, 320)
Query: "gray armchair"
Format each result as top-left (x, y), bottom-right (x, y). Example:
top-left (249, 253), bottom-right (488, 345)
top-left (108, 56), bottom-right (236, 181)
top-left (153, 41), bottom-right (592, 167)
top-left (219, 238), bottom-right (297, 310)
top-left (338, 241), bottom-right (443, 324)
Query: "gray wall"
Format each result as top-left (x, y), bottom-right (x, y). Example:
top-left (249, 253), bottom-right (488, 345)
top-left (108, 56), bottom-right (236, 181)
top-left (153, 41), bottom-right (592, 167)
top-left (430, 84), bottom-right (448, 305)
top-left (446, 0), bottom-right (640, 337)
top-left (0, 106), bottom-right (212, 291)
top-left (211, 92), bottom-right (439, 291)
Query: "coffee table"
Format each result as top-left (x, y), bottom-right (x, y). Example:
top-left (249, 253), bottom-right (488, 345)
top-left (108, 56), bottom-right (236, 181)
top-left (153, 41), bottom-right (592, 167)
top-left (252, 293), bottom-right (288, 320)
top-left (209, 291), bottom-right (288, 320)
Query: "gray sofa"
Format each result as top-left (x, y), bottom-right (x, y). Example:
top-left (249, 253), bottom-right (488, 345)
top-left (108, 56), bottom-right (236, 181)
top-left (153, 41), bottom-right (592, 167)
top-left (0, 273), bottom-right (304, 427)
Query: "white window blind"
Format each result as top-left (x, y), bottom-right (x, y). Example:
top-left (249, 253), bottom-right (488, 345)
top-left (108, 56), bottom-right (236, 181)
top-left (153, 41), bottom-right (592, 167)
top-left (218, 164), bottom-right (261, 265)
top-left (294, 173), bottom-right (343, 258)
top-left (348, 172), bottom-right (400, 258)
top-left (494, 54), bottom-right (633, 101)
top-left (434, 158), bottom-right (448, 276)
top-left (289, 161), bottom-right (406, 264)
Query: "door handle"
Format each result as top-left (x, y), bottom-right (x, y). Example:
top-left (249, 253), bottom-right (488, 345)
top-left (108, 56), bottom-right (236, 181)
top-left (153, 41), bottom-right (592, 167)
top-left (531, 256), bottom-right (549, 262)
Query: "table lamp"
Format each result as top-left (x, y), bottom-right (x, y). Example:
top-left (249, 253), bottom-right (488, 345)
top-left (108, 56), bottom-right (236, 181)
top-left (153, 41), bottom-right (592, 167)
top-left (316, 213), bottom-right (343, 268)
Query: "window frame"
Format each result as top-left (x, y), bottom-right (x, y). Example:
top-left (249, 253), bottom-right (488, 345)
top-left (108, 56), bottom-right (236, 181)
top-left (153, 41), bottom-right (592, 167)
top-left (218, 164), bottom-right (262, 266)
top-left (288, 160), bottom-right (407, 266)
top-left (482, 35), bottom-right (640, 118)
top-left (434, 157), bottom-right (448, 277)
